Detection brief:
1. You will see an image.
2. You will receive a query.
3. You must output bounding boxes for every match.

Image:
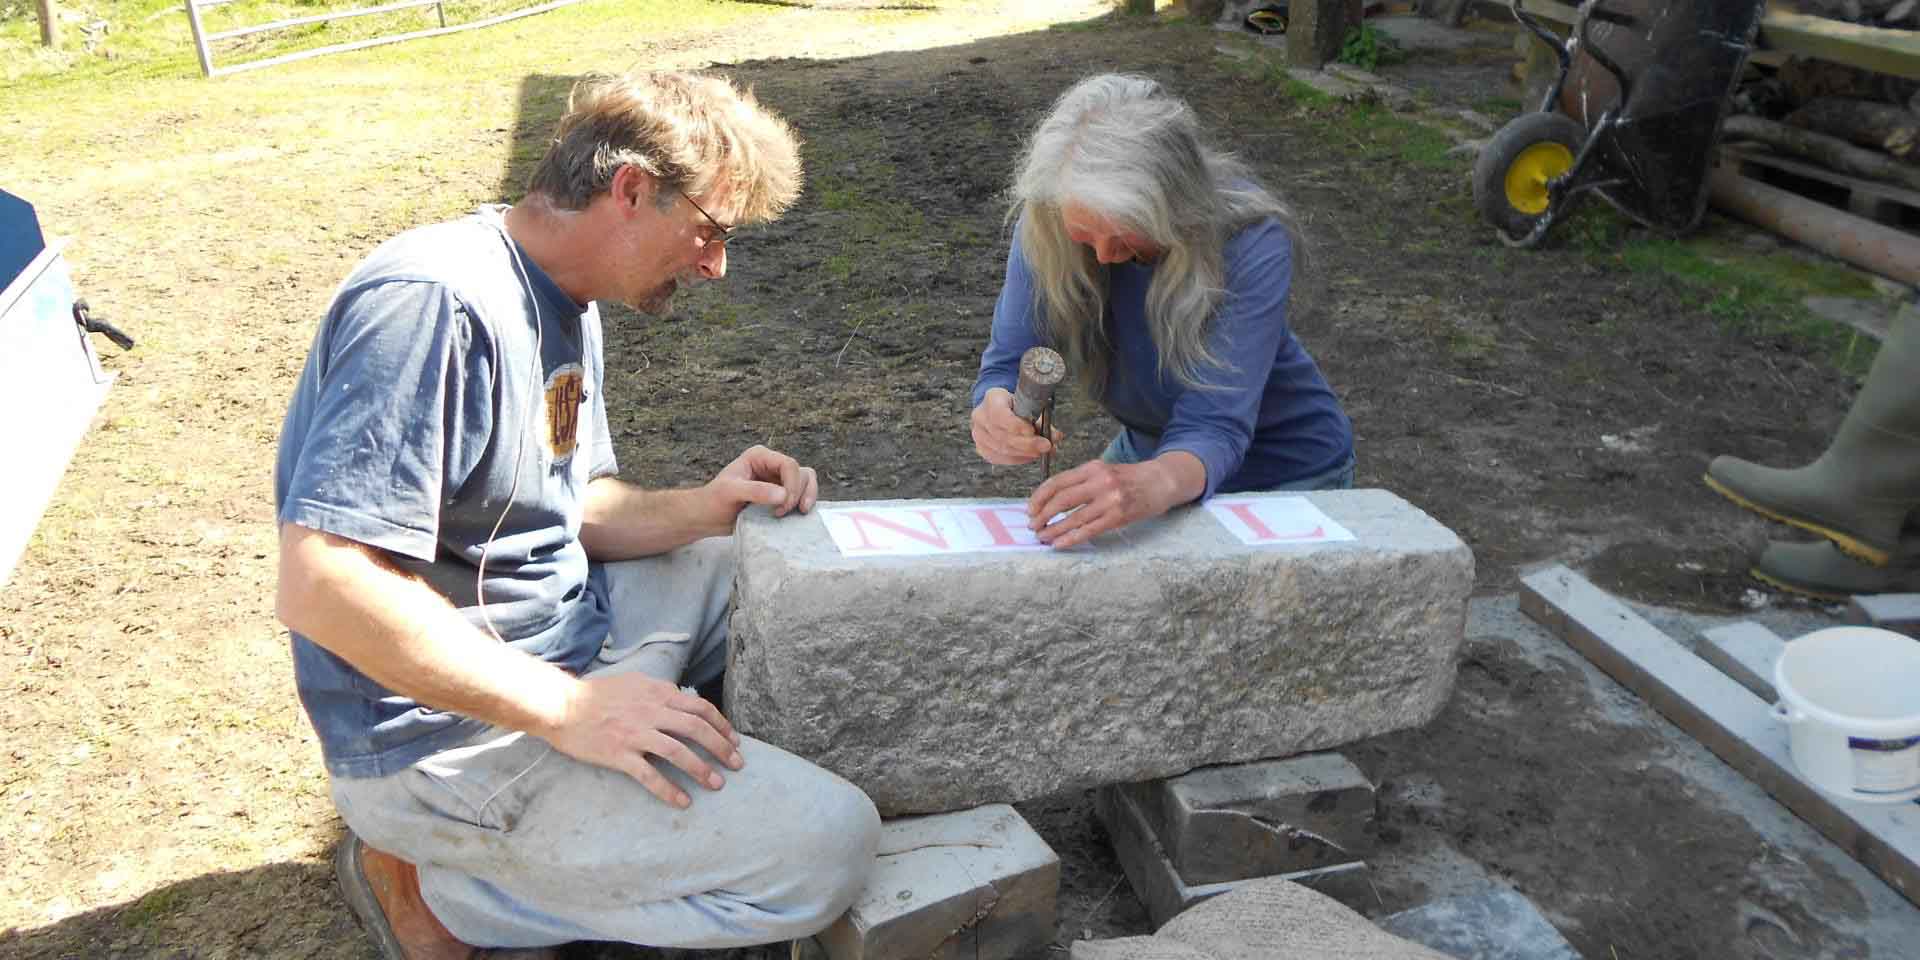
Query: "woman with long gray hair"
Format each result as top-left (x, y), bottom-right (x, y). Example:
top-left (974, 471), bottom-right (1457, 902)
top-left (970, 73), bottom-right (1353, 549)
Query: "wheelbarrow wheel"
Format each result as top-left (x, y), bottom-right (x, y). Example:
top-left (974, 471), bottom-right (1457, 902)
top-left (1473, 111), bottom-right (1585, 247)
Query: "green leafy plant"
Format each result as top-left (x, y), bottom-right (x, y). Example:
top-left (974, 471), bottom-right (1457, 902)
top-left (1338, 23), bottom-right (1403, 71)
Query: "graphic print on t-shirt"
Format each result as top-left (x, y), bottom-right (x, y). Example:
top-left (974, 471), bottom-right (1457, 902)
top-left (543, 363), bottom-right (585, 462)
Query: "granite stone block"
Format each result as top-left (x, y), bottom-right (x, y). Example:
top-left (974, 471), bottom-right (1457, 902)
top-left (728, 491), bottom-right (1472, 815)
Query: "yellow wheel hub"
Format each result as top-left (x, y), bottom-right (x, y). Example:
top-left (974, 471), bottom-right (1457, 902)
top-left (1504, 142), bottom-right (1573, 215)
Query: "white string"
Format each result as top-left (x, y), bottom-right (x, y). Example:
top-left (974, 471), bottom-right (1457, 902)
top-left (475, 213), bottom-right (545, 646)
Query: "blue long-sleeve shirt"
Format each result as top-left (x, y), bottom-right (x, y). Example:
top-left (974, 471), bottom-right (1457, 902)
top-left (971, 217), bottom-right (1353, 500)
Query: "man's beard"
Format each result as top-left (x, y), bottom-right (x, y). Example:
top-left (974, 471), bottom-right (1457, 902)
top-left (627, 276), bottom-right (681, 317)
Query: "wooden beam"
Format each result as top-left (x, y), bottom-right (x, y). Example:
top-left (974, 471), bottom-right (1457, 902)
top-left (1763, 8), bottom-right (1920, 82)
top-left (35, 0), bottom-right (57, 47)
top-left (1518, 565), bottom-right (1920, 910)
top-left (1513, 0), bottom-right (1920, 80)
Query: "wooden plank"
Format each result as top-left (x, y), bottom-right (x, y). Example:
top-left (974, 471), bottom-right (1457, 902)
top-left (1763, 8), bottom-right (1920, 82)
top-left (1513, 0), bottom-right (1920, 80)
top-left (1847, 594), bottom-right (1920, 638)
top-left (1724, 145), bottom-right (1920, 211)
top-left (1519, 565), bottom-right (1920, 909)
top-left (1698, 621), bottom-right (1787, 703)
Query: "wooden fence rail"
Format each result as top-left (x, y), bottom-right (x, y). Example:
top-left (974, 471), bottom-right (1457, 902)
top-left (183, 0), bottom-right (586, 78)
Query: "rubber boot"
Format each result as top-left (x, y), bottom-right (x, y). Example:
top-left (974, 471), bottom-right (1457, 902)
top-left (1750, 539), bottom-right (1920, 601)
top-left (1705, 311), bottom-right (1920, 566)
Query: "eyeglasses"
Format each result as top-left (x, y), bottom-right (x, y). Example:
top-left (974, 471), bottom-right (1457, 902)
top-left (678, 188), bottom-right (735, 249)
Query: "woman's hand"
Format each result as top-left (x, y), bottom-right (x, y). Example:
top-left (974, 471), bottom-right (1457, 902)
top-left (1027, 452), bottom-right (1206, 549)
top-left (970, 387), bottom-right (1063, 465)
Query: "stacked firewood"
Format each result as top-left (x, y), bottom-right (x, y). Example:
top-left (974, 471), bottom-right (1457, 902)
top-left (1724, 54), bottom-right (1920, 193)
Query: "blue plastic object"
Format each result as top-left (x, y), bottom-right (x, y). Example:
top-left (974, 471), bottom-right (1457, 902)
top-left (1, 189), bottom-right (46, 293)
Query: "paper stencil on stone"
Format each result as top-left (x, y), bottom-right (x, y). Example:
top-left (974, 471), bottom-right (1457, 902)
top-left (1206, 496), bottom-right (1356, 546)
top-left (819, 502), bottom-right (1050, 556)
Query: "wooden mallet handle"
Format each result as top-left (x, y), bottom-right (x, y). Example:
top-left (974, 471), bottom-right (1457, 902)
top-left (1011, 347), bottom-right (1064, 422)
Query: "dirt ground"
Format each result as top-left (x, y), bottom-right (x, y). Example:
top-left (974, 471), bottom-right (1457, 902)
top-left (3, 2), bottom-right (1916, 958)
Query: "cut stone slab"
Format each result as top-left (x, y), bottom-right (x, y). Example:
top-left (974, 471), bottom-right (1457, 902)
top-left (1378, 889), bottom-right (1582, 960)
top-left (1326, 65), bottom-right (1418, 109)
top-left (1283, 66), bottom-right (1416, 110)
top-left (1698, 621), bottom-right (1786, 703)
top-left (728, 491), bottom-right (1472, 815)
top-left (1119, 752), bottom-right (1376, 885)
top-left (816, 804), bottom-right (1059, 960)
top-left (1096, 781), bottom-right (1376, 927)
top-left (1285, 67), bottom-right (1366, 101)
top-left (1847, 593), bottom-right (1920, 638)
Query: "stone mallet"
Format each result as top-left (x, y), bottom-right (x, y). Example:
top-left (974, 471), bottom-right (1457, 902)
top-left (1011, 346), bottom-right (1065, 478)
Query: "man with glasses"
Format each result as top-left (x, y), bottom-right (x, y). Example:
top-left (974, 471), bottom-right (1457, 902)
top-left (274, 71), bottom-right (878, 960)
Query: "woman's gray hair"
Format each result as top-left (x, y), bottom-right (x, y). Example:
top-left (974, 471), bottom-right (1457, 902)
top-left (1008, 73), bottom-right (1303, 398)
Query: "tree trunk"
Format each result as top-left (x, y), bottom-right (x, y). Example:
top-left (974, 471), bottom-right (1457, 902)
top-left (1788, 97), bottom-right (1920, 161)
top-left (1721, 113), bottom-right (1920, 192)
top-left (1288, 0), bottom-right (1356, 69)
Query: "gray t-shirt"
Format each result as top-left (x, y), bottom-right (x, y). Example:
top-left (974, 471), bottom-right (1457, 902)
top-left (274, 206), bottom-right (616, 778)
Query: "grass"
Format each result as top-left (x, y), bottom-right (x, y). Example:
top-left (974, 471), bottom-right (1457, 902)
top-left (1285, 98), bottom-right (1461, 170)
top-left (4, 0), bottom-right (584, 86)
top-left (1226, 54), bottom-right (1460, 171)
top-left (122, 884), bottom-right (186, 927)
top-left (1337, 21), bottom-right (1404, 72)
top-left (3, 0), bottom-right (1086, 944)
top-left (1568, 205), bottom-right (1884, 376)
top-left (1477, 95), bottom-right (1524, 116)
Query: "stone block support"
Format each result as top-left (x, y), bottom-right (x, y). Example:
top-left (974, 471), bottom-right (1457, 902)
top-left (1119, 752), bottom-right (1376, 885)
top-left (816, 804), bottom-right (1059, 960)
top-left (1095, 784), bottom-right (1375, 926)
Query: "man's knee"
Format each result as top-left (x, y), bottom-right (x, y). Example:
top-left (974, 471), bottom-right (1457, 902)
top-left (765, 774), bottom-right (881, 936)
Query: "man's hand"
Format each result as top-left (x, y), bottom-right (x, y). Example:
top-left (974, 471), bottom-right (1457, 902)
top-left (971, 388), bottom-right (1064, 465)
top-left (542, 671), bottom-right (746, 809)
top-left (1027, 453), bottom-right (1206, 550)
top-left (699, 445), bottom-right (819, 532)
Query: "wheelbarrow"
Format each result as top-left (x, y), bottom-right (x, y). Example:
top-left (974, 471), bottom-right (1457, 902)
top-left (1472, 0), bottom-right (1767, 247)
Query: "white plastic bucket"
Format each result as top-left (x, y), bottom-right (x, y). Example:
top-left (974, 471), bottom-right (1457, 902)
top-left (1772, 626), bottom-right (1920, 804)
